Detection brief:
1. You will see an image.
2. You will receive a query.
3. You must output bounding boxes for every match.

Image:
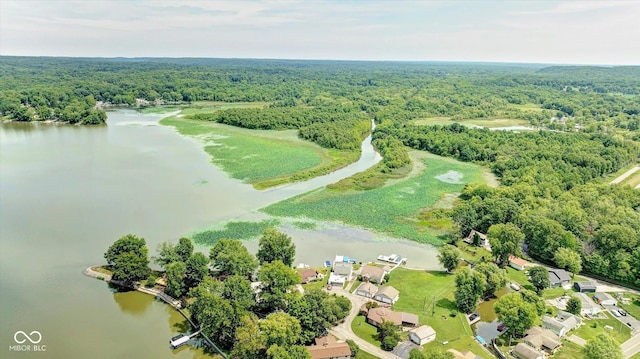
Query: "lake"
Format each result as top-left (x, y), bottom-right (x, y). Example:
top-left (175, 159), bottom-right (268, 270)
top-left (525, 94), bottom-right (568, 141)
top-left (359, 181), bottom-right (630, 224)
top-left (0, 110), bottom-right (441, 359)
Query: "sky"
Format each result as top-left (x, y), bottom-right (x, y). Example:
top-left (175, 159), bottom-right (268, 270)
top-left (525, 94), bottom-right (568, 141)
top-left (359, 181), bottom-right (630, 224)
top-left (1, 0), bottom-right (639, 65)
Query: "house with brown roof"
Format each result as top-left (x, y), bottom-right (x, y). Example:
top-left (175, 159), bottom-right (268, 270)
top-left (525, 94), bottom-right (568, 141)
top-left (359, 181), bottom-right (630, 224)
top-left (374, 285), bottom-right (399, 304)
top-left (360, 265), bottom-right (386, 283)
top-left (523, 326), bottom-right (562, 353)
top-left (365, 306), bottom-right (419, 328)
top-left (513, 342), bottom-right (544, 359)
top-left (306, 335), bottom-right (351, 359)
top-left (408, 325), bottom-right (436, 345)
top-left (297, 268), bottom-right (319, 284)
top-left (508, 255), bottom-right (532, 271)
top-left (446, 349), bottom-right (477, 359)
top-left (355, 282), bottom-right (377, 299)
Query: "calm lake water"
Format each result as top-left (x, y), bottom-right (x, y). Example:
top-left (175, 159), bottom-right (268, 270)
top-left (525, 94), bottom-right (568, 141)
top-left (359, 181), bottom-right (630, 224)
top-left (0, 110), bottom-right (441, 359)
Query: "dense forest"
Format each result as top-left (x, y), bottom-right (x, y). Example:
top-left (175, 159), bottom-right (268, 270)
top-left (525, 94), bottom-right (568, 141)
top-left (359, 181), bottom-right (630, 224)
top-left (2, 56), bottom-right (639, 287)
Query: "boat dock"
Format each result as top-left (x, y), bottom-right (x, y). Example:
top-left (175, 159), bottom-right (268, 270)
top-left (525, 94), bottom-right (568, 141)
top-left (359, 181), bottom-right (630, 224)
top-left (170, 328), bottom-right (202, 349)
top-left (377, 254), bottom-right (406, 264)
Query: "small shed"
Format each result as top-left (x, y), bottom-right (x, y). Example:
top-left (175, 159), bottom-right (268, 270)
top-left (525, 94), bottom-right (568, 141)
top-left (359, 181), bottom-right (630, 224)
top-left (408, 325), bottom-right (436, 346)
top-left (573, 281), bottom-right (597, 293)
top-left (594, 293), bottom-right (617, 306)
top-left (548, 269), bottom-right (571, 289)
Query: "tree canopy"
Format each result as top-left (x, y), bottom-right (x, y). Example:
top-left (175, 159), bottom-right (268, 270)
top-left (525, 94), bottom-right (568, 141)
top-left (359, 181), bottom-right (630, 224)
top-left (257, 228), bottom-right (296, 267)
top-left (104, 234), bottom-right (150, 283)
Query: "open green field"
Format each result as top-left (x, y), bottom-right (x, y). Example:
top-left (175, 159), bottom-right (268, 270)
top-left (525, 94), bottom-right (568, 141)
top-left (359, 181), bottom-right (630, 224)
top-left (263, 154), bottom-right (488, 245)
top-left (385, 268), bottom-right (489, 356)
top-left (412, 117), bottom-right (531, 129)
top-left (161, 116), bottom-right (357, 188)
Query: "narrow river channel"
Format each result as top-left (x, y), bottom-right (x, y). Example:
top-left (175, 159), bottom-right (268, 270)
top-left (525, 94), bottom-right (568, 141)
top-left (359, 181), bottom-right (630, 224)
top-left (0, 110), bottom-right (441, 359)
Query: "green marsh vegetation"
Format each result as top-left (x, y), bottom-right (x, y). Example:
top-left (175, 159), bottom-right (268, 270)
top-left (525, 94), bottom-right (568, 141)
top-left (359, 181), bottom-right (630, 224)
top-left (161, 116), bottom-right (358, 189)
top-left (190, 219), bottom-right (281, 246)
top-left (263, 154), bottom-right (487, 245)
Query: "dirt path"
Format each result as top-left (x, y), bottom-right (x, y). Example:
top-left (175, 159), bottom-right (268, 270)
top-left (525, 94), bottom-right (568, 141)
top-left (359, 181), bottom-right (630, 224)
top-left (610, 165), bottom-right (640, 185)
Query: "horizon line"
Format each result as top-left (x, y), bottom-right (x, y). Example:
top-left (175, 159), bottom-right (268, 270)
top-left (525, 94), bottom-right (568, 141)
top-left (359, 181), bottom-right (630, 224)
top-left (0, 54), bottom-right (638, 67)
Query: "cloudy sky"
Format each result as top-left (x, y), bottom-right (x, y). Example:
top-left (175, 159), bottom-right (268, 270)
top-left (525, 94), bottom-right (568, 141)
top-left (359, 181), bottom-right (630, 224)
top-left (1, 0), bottom-right (638, 65)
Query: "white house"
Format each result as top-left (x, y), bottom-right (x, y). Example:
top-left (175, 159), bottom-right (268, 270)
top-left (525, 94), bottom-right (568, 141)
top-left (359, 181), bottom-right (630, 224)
top-left (329, 262), bottom-right (353, 285)
top-left (576, 293), bottom-right (602, 316)
top-left (542, 311), bottom-right (581, 337)
top-left (374, 285), bottom-right (399, 304)
top-left (408, 325), bottom-right (436, 345)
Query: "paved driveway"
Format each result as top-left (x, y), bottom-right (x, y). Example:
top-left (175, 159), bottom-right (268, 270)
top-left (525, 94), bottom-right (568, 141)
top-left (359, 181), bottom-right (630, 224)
top-left (392, 341), bottom-right (420, 359)
top-left (602, 305), bottom-right (640, 334)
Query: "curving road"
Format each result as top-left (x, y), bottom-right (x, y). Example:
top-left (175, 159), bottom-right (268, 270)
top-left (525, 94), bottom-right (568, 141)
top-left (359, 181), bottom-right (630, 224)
top-left (329, 285), bottom-right (397, 359)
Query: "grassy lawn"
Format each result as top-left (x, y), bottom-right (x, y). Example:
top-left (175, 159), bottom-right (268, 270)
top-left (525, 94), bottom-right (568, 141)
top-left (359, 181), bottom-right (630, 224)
top-left (263, 154), bottom-right (488, 245)
top-left (618, 293), bottom-right (640, 320)
top-left (351, 315), bottom-right (381, 347)
top-left (630, 353), bottom-right (640, 359)
top-left (552, 340), bottom-right (584, 359)
top-left (301, 268), bottom-right (330, 291)
top-left (572, 313), bottom-right (631, 344)
top-left (385, 268), bottom-right (490, 356)
top-left (354, 351), bottom-right (379, 359)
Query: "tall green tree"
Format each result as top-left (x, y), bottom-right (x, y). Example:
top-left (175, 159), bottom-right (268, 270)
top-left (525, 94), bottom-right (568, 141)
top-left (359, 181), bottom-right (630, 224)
top-left (154, 242), bottom-right (180, 268)
top-left (185, 252), bottom-right (209, 289)
top-left (583, 333), bottom-right (623, 359)
top-left (566, 296), bottom-right (582, 315)
top-left (378, 320), bottom-right (400, 350)
top-left (191, 292), bottom-right (236, 350)
top-left (494, 292), bottom-right (538, 337)
top-left (165, 261), bottom-right (186, 298)
top-left (474, 262), bottom-right (507, 299)
top-left (104, 234), bottom-right (150, 283)
top-left (454, 267), bottom-right (485, 314)
top-left (554, 247), bottom-right (582, 276)
top-left (260, 312), bottom-right (303, 348)
top-left (528, 266), bottom-right (550, 293)
top-left (257, 228), bottom-right (296, 267)
top-left (258, 260), bottom-right (302, 312)
top-left (437, 245), bottom-right (461, 272)
top-left (176, 237), bottom-right (194, 262)
top-left (220, 274), bottom-right (256, 312)
top-left (209, 239), bottom-right (258, 277)
top-left (487, 223), bottom-right (524, 266)
top-left (230, 315), bottom-right (265, 359)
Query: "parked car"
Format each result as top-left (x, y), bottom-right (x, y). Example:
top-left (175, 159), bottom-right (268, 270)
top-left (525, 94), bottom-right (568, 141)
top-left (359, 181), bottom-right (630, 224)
top-left (618, 309), bottom-right (627, 316)
top-left (497, 323), bottom-right (506, 332)
top-left (611, 309), bottom-right (621, 317)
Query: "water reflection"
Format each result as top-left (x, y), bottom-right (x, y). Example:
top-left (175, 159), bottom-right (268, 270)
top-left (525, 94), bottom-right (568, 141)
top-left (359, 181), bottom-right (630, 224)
top-left (112, 290), bottom-right (153, 317)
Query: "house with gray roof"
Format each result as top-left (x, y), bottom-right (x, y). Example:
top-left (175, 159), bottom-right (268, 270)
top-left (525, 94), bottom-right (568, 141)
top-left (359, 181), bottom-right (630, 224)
top-left (542, 310), bottom-right (581, 337)
top-left (548, 269), bottom-right (571, 289)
